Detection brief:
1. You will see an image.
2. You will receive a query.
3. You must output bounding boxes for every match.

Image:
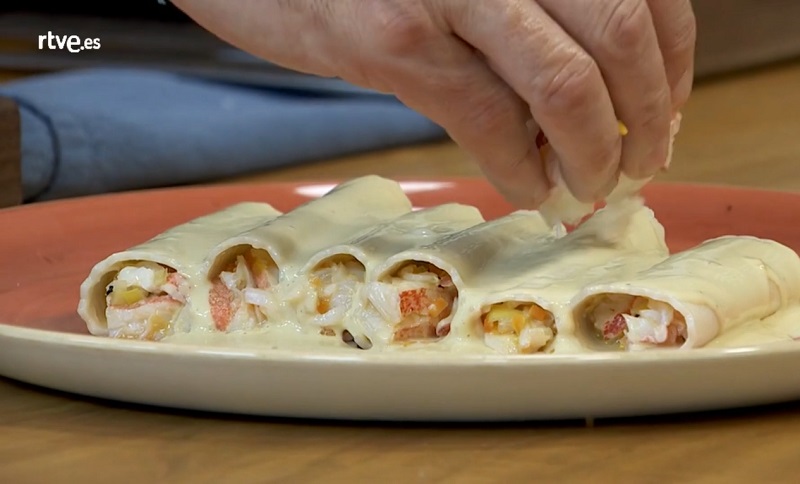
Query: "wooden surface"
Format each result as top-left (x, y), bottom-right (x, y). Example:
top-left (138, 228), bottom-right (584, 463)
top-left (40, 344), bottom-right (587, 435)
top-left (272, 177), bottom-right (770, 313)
top-left (2, 61), bottom-right (800, 482)
top-left (212, 59), bottom-right (800, 193)
top-left (0, 96), bottom-right (21, 207)
top-left (691, 0), bottom-right (800, 77)
top-left (2, 376), bottom-right (800, 483)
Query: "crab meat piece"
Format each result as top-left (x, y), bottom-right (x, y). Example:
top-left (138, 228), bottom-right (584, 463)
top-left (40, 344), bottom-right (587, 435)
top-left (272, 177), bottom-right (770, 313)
top-left (301, 255), bottom-right (366, 337)
top-left (104, 262), bottom-right (188, 341)
top-left (585, 294), bottom-right (688, 349)
top-left (209, 248), bottom-right (278, 332)
top-left (362, 261), bottom-right (458, 344)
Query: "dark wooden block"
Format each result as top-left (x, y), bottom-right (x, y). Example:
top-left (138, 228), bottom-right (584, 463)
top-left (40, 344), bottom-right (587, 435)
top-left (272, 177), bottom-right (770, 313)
top-left (0, 96), bottom-right (21, 207)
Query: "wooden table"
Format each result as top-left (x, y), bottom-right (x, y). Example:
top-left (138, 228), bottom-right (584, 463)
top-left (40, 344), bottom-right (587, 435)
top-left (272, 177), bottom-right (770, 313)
top-left (212, 59), bottom-right (800, 193)
top-left (2, 60), bottom-right (800, 482)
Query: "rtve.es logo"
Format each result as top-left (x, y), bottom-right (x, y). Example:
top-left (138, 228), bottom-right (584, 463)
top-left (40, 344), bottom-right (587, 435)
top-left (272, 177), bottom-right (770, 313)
top-left (38, 31), bottom-right (101, 54)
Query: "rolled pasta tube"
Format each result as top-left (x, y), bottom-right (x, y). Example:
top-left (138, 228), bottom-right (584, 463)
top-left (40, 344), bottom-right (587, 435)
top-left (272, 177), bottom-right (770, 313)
top-left (571, 235), bottom-right (800, 350)
top-left (204, 175), bottom-right (413, 333)
top-left (460, 201), bottom-right (669, 354)
top-left (348, 210), bottom-right (562, 348)
top-left (77, 202), bottom-right (282, 341)
top-left (284, 203), bottom-right (485, 343)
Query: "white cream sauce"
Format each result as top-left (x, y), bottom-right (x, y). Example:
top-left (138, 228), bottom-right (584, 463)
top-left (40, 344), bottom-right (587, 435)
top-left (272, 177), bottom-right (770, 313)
top-left (704, 305), bottom-right (800, 348)
top-left (84, 174), bottom-right (800, 355)
top-left (160, 304), bottom-right (800, 353)
top-left (159, 202), bottom-right (800, 356)
top-left (203, 175), bottom-right (414, 283)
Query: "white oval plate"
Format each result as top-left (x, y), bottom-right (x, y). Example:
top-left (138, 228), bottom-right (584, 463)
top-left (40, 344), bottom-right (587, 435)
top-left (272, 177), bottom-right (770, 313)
top-left (1, 179), bottom-right (799, 421)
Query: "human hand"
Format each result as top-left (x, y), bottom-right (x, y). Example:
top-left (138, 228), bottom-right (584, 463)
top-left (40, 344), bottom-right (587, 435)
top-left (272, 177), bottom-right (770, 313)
top-left (171, 0), bottom-right (696, 208)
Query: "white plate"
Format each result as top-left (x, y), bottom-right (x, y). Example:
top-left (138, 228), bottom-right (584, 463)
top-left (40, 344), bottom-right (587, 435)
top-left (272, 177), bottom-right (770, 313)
top-left (2, 179), bottom-right (799, 421)
top-left (3, 324), bottom-right (800, 421)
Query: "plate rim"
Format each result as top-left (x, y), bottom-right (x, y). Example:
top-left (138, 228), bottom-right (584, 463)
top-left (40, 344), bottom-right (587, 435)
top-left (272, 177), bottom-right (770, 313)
top-left (3, 177), bottom-right (799, 215)
top-left (2, 322), bottom-right (799, 367)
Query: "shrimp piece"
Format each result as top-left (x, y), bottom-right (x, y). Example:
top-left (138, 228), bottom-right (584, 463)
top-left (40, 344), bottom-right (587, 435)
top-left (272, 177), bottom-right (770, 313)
top-left (104, 263), bottom-right (188, 341)
top-left (390, 262), bottom-right (457, 342)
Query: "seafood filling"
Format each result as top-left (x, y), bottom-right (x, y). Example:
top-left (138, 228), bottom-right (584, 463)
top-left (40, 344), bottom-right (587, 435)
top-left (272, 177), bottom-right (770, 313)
top-left (209, 248), bottom-right (278, 332)
top-left (301, 256), bottom-right (365, 337)
top-left (365, 262), bottom-right (457, 343)
top-left (104, 262), bottom-right (188, 341)
top-left (585, 294), bottom-right (688, 349)
top-left (481, 301), bottom-right (555, 353)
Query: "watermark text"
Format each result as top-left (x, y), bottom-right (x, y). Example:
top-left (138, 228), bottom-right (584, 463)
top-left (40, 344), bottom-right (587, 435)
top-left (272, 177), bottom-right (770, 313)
top-left (38, 31), bottom-right (101, 53)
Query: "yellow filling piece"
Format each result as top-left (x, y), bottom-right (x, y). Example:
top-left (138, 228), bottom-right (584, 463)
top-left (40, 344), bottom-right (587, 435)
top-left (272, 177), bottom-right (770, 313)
top-left (110, 286), bottom-right (149, 306)
top-left (482, 302), bottom-right (552, 335)
top-left (481, 301), bottom-right (556, 354)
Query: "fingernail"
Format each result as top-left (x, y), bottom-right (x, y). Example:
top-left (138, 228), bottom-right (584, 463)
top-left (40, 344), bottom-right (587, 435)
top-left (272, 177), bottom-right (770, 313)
top-left (648, 139), bottom-right (671, 176)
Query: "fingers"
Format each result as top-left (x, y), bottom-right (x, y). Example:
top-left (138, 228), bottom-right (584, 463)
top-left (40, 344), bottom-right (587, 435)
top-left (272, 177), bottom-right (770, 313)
top-left (441, 0), bottom-right (623, 203)
top-left (173, 0), bottom-right (692, 208)
top-left (357, 2), bottom-right (551, 208)
top-left (421, 64), bottom-right (552, 209)
top-left (646, 0), bottom-right (697, 112)
top-left (173, 0), bottom-right (553, 208)
top-left (538, 0), bottom-right (672, 179)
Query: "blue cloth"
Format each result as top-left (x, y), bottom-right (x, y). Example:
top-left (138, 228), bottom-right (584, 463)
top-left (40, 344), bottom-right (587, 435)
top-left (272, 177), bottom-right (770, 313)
top-left (0, 67), bottom-right (447, 202)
